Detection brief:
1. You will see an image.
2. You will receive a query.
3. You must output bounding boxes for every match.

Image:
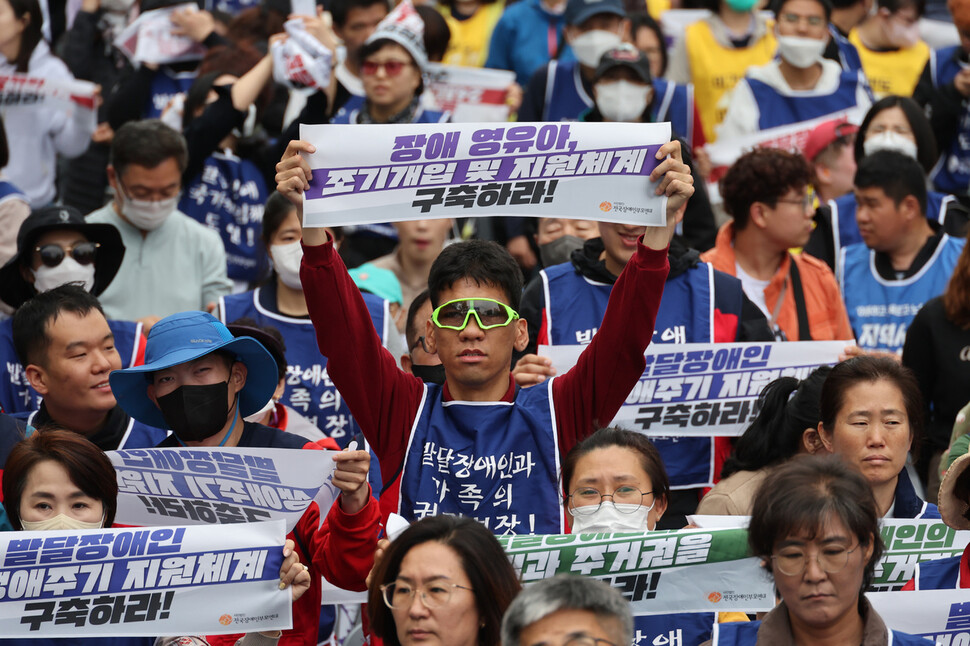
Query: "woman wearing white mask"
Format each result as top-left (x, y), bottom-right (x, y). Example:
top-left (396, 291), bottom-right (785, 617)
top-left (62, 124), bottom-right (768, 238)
top-left (850, 0), bottom-right (928, 98)
top-left (218, 192), bottom-right (402, 446)
top-left (717, 0), bottom-right (873, 141)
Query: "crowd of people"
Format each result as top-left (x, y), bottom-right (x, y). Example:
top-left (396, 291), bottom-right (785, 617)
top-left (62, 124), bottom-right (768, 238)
top-left (0, 0), bottom-right (970, 641)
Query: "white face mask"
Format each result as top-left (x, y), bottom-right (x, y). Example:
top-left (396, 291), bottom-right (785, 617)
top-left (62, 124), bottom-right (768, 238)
top-left (886, 18), bottom-right (920, 48)
top-left (120, 194), bottom-right (179, 232)
top-left (31, 257), bottom-right (96, 294)
top-left (775, 35), bottom-right (827, 68)
top-left (863, 131), bottom-right (919, 159)
top-left (569, 501), bottom-right (655, 533)
top-left (244, 397), bottom-right (277, 423)
top-left (271, 241), bottom-right (304, 290)
top-left (571, 29), bottom-right (623, 68)
top-left (596, 80), bottom-right (652, 122)
top-left (21, 513), bottom-right (104, 531)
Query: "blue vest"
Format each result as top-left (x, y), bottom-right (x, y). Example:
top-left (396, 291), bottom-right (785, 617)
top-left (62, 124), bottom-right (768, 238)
top-left (540, 262), bottom-right (716, 488)
top-left (542, 60), bottom-right (592, 122)
top-left (830, 191), bottom-right (954, 258)
top-left (330, 95), bottom-right (449, 125)
top-left (0, 318), bottom-right (141, 415)
top-left (747, 69), bottom-right (868, 131)
top-left (839, 236), bottom-right (964, 352)
top-left (929, 46), bottom-right (970, 196)
top-left (24, 409), bottom-right (169, 449)
top-left (831, 25), bottom-right (864, 73)
top-left (914, 554), bottom-right (961, 590)
top-left (712, 619), bottom-right (929, 645)
top-left (219, 287), bottom-right (389, 447)
top-left (179, 151), bottom-right (268, 283)
top-left (0, 180), bottom-right (27, 205)
top-left (633, 613), bottom-right (715, 646)
top-left (145, 68), bottom-right (196, 119)
top-left (651, 78), bottom-right (694, 146)
top-left (399, 381), bottom-right (563, 534)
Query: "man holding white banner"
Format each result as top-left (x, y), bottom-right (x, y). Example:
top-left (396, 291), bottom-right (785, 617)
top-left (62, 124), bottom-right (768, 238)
top-left (276, 132), bottom-right (692, 533)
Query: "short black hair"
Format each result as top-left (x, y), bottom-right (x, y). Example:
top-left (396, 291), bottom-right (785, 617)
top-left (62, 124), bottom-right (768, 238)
top-left (772, 0), bottom-right (833, 21)
top-left (416, 4), bottom-right (451, 62)
top-left (854, 95), bottom-right (937, 172)
top-left (720, 148), bottom-right (813, 230)
top-left (13, 285), bottom-right (105, 368)
top-left (428, 239), bottom-right (524, 310)
top-left (876, 0), bottom-right (925, 16)
top-left (854, 150), bottom-right (928, 216)
top-left (406, 289), bottom-right (432, 351)
top-left (330, 0), bottom-right (390, 27)
top-left (110, 120), bottom-right (189, 177)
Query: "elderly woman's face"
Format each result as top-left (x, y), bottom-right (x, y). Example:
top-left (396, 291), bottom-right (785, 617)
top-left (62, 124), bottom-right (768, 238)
top-left (770, 512), bottom-right (873, 632)
top-left (361, 42), bottom-right (421, 114)
top-left (19, 459), bottom-right (104, 527)
top-left (389, 541), bottom-right (480, 646)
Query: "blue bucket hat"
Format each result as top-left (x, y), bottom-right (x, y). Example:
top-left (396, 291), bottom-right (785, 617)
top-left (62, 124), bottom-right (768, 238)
top-left (109, 311), bottom-right (279, 430)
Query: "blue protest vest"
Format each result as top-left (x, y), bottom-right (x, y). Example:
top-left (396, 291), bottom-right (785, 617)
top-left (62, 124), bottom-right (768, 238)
top-left (747, 69), bottom-right (868, 131)
top-left (330, 95), bottom-right (449, 125)
top-left (913, 554), bottom-right (961, 589)
top-left (0, 318), bottom-right (141, 415)
top-left (928, 46), bottom-right (970, 196)
top-left (145, 68), bottom-right (196, 119)
top-left (179, 150), bottom-right (268, 283)
top-left (24, 409), bottom-right (168, 449)
top-left (539, 261), bottom-right (716, 488)
top-left (398, 381), bottom-right (563, 534)
top-left (219, 287), bottom-right (389, 447)
top-left (651, 78), bottom-right (694, 145)
top-left (712, 619), bottom-right (929, 645)
top-left (633, 612), bottom-right (715, 646)
top-left (830, 191), bottom-right (954, 257)
top-left (839, 235), bottom-right (964, 352)
top-left (542, 60), bottom-right (592, 122)
top-left (831, 25), bottom-right (863, 73)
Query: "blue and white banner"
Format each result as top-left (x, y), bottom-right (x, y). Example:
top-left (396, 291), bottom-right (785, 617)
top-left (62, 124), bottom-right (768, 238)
top-left (108, 448), bottom-right (339, 532)
top-left (300, 121), bottom-right (671, 228)
top-left (541, 341), bottom-right (846, 437)
top-left (869, 589), bottom-right (970, 644)
top-left (0, 520), bottom-right (289, 637)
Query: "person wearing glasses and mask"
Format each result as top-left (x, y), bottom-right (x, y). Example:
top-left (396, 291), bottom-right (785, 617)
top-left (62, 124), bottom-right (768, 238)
top-left (850, 0), bottom-right (929, 97)
top-left (706, 454), bottom-right (927, 645)
top-left (368, 515), bottom-right (521, 646)
top-left (718, 0), bottom-right (872, 141)
top-left (0, 207), bottom-right (146, 417)
top-left (86, 120), bottom-right (232, 324)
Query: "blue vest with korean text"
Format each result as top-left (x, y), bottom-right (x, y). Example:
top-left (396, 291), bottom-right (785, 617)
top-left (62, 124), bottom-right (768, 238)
top-left (634, 613), bottom-right (715, 646)
top-left (179, 151), bottom-right (268, 283)
top-left (540, 261), bottom-right (716, 488)
top-left (0, 318), bottom-right (141, 415)
top-left (838, 236), bottom-right (964, 352)
top-left (219, 287), bottom-right (388, 446)
top-left (747, 69), bottom-right (868, 131)
top-left (830, 191), bottom-right (953, 257)
top-left (831, 25), bottom-right (863, 73)
top-left (913, 554), bottom-right (960, 589)
top-left (929, 46), bottom-right (970, 196)
top-left (398, 381), bottom-right (562, 534)
top-left (146, 68), bottom-right (196, 119)
top-left (543, 60), bottom-right (593, 122)
top-left (711, 620), bottom-right (929, 645)
top-left (25, 409), bottom-right (169, 449)
top-left (330, 95), bottom-right (448, 125)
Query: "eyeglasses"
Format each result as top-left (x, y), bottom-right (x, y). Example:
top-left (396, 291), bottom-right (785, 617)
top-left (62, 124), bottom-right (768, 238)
top-left (431, 298), bottom-right (520, 331)
top-left (410, 336), bottom-right (430, 354)
top-left (770, 543), bottom-right (861, 576)
top-left (566, 486), bottom-right (655, 516)
top-left (380, 581), bottom-right (473, 609)
top-left (33, 242), bottom-right (100, 268)
top-left (778, 12), bottom-right (826, 27)
top-left (361, 60), bottom-right (411, 77)
top-left (775, 193), bottom-right (815, 210)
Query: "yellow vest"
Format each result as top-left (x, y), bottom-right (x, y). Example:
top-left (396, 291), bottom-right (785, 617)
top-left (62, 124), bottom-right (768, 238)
top-left (849, 30), bottom-right (929, 98)
top-left (439, 2), bottom-right (506, 68)
top-left (646, 0), bottom-right (670, 19)
top-left (685, 19), bottom-right (777, 143)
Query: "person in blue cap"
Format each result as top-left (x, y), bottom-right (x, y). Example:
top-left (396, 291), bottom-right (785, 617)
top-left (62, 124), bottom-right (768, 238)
top-left (109, 311), bottom-right (381, 646)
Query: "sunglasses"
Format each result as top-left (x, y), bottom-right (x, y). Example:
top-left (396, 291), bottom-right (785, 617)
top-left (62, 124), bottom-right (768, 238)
top-left (33, 242), bottom-right (100, 268)
top-left (431, 298), bottom-right (520, 331)
top-left (361, 60), bottom-right (410, 77)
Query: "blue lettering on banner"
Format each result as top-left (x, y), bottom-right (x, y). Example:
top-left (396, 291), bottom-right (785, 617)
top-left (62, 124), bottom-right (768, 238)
top-left (947, 602), bottom-right (970, 631)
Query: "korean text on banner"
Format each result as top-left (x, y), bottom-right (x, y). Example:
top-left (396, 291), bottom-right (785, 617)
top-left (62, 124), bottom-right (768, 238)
top-left (300, 121), bottom-right (671, 228)
top-left (424, 64), bottom-right (515, 122)
top-left (540, 341), bottom-right (845, 437)
top-left (114, 4), bottom-right (207, 65)
top-left (0, 74), bottom-right (97, 113)
top-left (497, 529), bottom-right (775, 615)
top-left (873, 519), bottom-right (970, 591)
top-left (869, 589), bottom-right (970, 642)
top-left (108, 448), bottom-right (340, 533)
top-left (0, 520), bottom-right (289, 637)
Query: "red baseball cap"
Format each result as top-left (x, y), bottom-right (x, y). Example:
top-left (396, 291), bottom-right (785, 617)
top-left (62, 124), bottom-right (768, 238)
top-left (802, 118), bottom-right (859, 162)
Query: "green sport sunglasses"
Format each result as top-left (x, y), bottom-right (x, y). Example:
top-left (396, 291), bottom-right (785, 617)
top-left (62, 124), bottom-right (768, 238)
top-left (431, 298), bottom-right (520, 331)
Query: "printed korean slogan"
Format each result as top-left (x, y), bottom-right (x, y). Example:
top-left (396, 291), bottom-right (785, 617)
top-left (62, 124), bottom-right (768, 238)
top-left (497, 529), bottom-right (775, 614)
top-left (300, 122), bottom-right (671, 228)
top-left (541, 341), bottom-right (846, 437)
top-left (424, 65), bottom-right (516, 122)
top-left (873, 519), bottom-right (969, 591)
top-left (869, 589), bottom-right (970, 644)
top-left (0, 520), bottom-right (289, 637)
top-left (0, 75), bottom-right (98, 115)
top-left (108, 448), bottom-right (340, 532)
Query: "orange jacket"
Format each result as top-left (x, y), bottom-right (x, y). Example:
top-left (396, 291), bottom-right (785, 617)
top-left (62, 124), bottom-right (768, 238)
top-left (701, 223), bottom-right (855, 342)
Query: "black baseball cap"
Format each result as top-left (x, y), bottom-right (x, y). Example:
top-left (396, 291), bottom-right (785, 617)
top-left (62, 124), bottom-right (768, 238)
top-left (594, 44), bottom-right (652, 83)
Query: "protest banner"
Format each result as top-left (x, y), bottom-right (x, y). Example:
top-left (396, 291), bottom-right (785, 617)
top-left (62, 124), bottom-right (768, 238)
top-left (300, 121), bottom-right (671, 228)
top-left (424, 64), bottom-right (515, 122)
top-left (115, 4), bottom-right (207, 65)
top-left (873, 519), bottom-right (970, 591)
top-left (0, 74), bottom-right (97, 114)
top-left (540, 341), bottom-right (845, 437)
top-left (497, 529), bottom-right (773, 614)
top-left (0, 520), bottom-right (290, 637)
top-left (869, 589), bottom-right (970, 644)
top-left (108, 448), bottom-right (339, 532)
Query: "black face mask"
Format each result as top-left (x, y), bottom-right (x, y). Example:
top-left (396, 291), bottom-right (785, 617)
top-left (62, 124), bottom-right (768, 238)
top-left (410, 363), bottom-right (446, 385)
top-left (539, 235), bottom-right (584, 267)
top-left (157, 381), bottom-right (233, 442)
